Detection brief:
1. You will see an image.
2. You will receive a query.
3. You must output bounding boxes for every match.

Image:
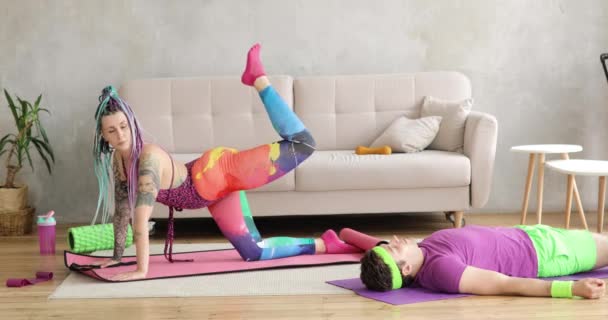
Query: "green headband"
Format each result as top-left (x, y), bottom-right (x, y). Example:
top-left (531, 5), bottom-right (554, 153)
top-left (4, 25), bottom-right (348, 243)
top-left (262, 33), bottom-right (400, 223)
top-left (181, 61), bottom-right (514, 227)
top-left (372, 246), bottom-right (403, 290)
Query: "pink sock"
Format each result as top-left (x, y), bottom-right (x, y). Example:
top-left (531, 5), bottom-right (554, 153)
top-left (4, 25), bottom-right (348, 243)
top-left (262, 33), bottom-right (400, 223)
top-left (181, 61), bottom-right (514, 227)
top-left (321, 230), bottom-right (363, 254)
top-left (241, 43), bottom-right (266, 86)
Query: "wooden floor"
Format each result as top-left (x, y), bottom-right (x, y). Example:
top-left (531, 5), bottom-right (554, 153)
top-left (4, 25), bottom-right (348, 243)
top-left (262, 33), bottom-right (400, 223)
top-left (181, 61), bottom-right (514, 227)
top-left (1, 211), bottom-right (607, 320)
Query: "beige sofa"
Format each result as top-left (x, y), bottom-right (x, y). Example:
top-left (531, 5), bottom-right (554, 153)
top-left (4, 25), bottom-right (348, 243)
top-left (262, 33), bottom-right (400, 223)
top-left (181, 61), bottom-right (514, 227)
top-left (120, 72), bottom-right (497, 226)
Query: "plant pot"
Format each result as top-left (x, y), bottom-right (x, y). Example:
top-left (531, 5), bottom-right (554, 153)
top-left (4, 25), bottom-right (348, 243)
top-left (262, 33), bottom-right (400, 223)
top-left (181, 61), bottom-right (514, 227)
top-left (0, 185), bottom-right (28, 210)
top-left (0, 207), bottom-right (34, 236)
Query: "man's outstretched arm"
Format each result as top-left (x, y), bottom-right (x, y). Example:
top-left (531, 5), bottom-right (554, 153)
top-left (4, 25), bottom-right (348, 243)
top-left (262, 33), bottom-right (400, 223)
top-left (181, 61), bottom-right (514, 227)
top-left (459, 266), bottom-right (606, 299)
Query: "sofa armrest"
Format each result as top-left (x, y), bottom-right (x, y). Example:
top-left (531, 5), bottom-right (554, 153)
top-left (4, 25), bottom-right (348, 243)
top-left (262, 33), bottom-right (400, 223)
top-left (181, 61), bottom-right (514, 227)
top-left (464, 111), bottom-right (498, 208)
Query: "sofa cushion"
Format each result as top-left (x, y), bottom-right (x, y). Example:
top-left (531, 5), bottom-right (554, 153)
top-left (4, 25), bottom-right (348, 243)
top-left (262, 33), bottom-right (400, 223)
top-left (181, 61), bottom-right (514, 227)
top-left (421, 96), bottom-right (472, 152)
top-left (370, 116), bottom-right (442, 153)
top-left (294, 72), bottom-right (472, 151)
top-left (296, 150), bottom-right (470, 191)
top-left (171, 153), bottom-right (295, 192)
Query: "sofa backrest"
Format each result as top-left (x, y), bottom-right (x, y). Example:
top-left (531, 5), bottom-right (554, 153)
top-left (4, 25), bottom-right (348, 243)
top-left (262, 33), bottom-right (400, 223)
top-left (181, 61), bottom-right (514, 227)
top-left (119, 76), bottom-right (293, 153)
top-left (120, 72), bottom-right (471, 153)
top-left (294, 72), bottom-right (471, 150)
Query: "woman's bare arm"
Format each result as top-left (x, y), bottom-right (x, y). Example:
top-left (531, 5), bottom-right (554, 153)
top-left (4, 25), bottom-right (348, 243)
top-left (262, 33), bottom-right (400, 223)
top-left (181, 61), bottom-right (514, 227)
top-left (112, 154), bottom-right (131, 261)
top-left (131, 151), bottom-right (163, 275)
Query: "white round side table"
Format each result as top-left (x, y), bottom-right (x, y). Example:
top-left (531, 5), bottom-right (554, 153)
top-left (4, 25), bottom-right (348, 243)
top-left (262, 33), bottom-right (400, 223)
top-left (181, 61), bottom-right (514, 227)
top-left (510, 144), bottom-right (583, 225)
top-left (545, 159), bottom-right (608, 232)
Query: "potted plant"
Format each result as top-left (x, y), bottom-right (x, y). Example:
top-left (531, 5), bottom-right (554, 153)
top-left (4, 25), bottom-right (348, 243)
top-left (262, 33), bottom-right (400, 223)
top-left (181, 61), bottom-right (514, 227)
top-left (0, 89), bottom-right (54, 235)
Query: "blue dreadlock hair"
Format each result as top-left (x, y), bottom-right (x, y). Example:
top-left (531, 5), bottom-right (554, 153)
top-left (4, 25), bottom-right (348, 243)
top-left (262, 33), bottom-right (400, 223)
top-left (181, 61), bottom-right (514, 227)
top-left (92, 85), bottom-right (143, 224)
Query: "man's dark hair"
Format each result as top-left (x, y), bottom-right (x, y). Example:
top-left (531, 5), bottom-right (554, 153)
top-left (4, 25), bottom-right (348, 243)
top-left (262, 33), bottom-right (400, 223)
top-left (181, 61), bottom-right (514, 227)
top-left (360, 249), bottom-right (414, 291)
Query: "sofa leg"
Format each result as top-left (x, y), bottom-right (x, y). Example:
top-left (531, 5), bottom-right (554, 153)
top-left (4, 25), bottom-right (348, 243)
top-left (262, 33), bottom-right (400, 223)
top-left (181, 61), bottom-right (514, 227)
top-left (453, 211), bottom-right (464, 228)
top-left (445, 211), bottom-right (466, 228)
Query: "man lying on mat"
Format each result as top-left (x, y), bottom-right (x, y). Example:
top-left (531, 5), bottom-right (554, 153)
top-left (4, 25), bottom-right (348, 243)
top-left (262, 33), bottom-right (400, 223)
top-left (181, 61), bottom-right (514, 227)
top-left (359, 224), bottom-right (607, 299)
top-left (89, 43), bottom-right (360, 281)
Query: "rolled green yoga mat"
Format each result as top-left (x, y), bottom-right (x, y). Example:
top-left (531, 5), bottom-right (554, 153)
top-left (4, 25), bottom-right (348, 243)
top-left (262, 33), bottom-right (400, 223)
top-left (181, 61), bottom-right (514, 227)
top-left (68, 223), bottom-right (133, 253)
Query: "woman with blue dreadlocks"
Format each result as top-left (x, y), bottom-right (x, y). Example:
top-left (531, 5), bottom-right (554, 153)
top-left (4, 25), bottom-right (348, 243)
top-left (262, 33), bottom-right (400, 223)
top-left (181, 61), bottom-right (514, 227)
top-left (91, 44), bottom-right (361, 281)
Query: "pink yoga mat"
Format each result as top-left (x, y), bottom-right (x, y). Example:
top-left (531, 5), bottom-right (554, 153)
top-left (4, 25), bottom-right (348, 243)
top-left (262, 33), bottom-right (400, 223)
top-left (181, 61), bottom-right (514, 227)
top-left (65, 249), bottom-right (363, 282)
top-left (327, 266), bottom-right (608, 305)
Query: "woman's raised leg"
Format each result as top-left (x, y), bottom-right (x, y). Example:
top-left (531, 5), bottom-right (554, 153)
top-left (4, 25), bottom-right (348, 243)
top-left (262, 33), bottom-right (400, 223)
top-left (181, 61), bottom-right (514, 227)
top-left (198, 44), bottom-right (361, 260)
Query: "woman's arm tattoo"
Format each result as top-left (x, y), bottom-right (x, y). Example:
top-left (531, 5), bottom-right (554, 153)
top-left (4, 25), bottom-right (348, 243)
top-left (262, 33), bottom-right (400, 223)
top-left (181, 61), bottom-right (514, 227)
top-left (136, 153), bottom-right (161, 207)
top-left (112, 155), bottom-right (131, 261)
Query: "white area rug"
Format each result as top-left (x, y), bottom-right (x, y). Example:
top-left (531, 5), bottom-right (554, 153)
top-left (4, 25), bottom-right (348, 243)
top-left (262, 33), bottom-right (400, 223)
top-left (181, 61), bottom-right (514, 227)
top-left (50, 243), bottom-right (359, 299)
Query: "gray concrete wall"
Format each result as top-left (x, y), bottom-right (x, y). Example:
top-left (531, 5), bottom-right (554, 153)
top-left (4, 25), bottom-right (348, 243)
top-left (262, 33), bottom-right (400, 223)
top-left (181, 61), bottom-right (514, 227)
top-left (1, 0), bottom-right (607, 223)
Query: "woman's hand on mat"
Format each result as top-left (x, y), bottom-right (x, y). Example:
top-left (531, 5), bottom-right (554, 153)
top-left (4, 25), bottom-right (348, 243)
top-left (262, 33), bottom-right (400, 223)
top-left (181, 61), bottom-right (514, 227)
top-left (110, 270), bottom-right (147, 281)
top-left (572, 278), bottom-right (606, 299)
top-left (91, 259), bottom-right (121, 268)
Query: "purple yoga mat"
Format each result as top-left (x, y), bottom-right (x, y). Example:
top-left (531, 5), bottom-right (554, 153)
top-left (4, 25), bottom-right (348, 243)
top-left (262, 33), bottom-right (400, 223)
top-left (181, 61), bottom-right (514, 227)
top-left (328, 278), bottom-right (470, 305)
top-left (327, 266), bottom-right (608, 305)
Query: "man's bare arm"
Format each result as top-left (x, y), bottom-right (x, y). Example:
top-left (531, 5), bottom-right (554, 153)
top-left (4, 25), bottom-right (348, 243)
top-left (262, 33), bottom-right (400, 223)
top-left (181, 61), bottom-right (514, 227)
top-left (459, 266), bottom-right (606, 299)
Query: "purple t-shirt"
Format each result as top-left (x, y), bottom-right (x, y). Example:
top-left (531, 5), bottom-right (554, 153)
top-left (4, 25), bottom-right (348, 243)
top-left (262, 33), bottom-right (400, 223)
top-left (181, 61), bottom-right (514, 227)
top-left (414, 225), bottom-right (538, 293)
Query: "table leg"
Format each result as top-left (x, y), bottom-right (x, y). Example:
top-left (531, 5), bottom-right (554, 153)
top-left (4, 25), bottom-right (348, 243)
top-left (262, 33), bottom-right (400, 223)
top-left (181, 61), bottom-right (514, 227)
top-left (565, 174), bottom-right (574, 229)
top-left (561, 153), bottom-right (587, 228)
top-left (521, 153), bottom-right (536, 224)
top-left (599, 176), bottom-right (606, 233)
top-left (537, 153), bottom-right (545, 224)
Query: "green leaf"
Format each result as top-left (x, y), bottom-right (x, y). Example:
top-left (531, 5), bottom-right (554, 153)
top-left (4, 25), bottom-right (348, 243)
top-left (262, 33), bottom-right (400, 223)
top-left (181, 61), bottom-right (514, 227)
top-left (31, 139), bottom-right (52, 174)
top-left (39, 108), bottom-right (51, 115)
top-left (17, 96), bottom-right (28, 116)
top-left (32, 137), bottom-right (54, 162)
top-left (35, 120), bottom-right (50, 144)
top-left (0, 134), bottom-right (10, 152)
top-left (1, 136), bottom-right (17, 146)
top-left (4, 89), bottom-right (19, 127)
top-left (24, 146), bottom-right (34, 170)
top-left (16, 97), bottom-right (29, 131)
top-left (2, 133), bottom-right (17, 145)
top-left (34, 94), bottom-right (42, 110)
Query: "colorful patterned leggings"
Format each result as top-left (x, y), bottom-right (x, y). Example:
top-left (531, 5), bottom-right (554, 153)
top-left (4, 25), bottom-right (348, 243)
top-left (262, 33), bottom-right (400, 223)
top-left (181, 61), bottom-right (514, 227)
top-left (191, 85), bottom-right (317, 261)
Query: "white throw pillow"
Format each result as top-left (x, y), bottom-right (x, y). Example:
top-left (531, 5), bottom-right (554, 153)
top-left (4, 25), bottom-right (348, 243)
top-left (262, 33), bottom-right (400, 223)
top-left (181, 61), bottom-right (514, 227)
top-left (370, 116), bottom-right (442, 153)
top-left (421, 96), bottom-right (473, 152)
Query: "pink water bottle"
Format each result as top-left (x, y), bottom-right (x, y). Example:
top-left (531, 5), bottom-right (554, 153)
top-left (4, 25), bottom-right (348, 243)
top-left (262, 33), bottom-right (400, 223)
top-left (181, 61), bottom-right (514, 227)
top-left (37, 211), bottom-right (56, 255)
